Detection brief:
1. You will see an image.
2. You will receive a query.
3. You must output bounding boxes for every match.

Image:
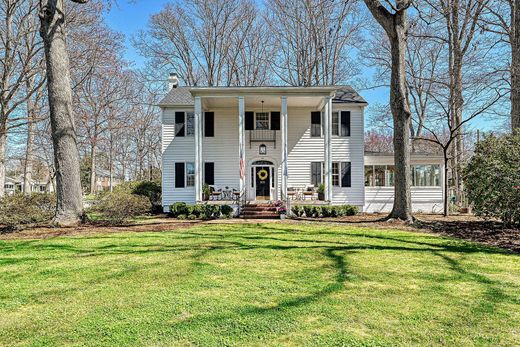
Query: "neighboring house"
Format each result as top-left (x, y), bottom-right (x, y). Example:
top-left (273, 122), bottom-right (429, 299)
top-left (94, 169), bottom-right (123, 192)
top-left (4, 176), bottom-right (54, 195)
top-left (159, 77), bottom-right (444, 213)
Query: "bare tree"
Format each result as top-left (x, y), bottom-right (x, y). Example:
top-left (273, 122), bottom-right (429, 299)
top-left (266, 0), bottom-right (364, 86)
top-left (481, 0), bottom-right (520, 129)
top-left (0, 0), bottom-right (44, 196)
top-left (39, 0), bottom-right (89, 225)
top-left (134, 0), bottom-right (256, 87)
top-left (363, 0), bottom-right (413, 221)
top-left (417, 0), bottom-right (490, 203)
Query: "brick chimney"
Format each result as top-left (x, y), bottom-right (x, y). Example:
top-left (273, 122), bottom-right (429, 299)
top-left (168, 72), bottom-right (179, 90)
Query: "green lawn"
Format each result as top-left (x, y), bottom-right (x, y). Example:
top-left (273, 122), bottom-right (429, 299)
top-left (1, 223), bottom-right (519, 346)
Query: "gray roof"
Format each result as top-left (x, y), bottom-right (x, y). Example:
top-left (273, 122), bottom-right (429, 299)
top-left (158, 87), bottom-right (194, 106)
top-left (158, 85), bottom-right (366, 107)
top-left (333, 86), bottom-right (367, 104)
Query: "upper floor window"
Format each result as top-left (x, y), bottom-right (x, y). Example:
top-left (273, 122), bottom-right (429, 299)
top-left (255, 112), bottom-right (269, 130)
top-left (311, 112), bottom-right (321, 137)
top-left (175, 111), bottom-right (194, 137)
top-left (332, 112), bottom-right (339, 136)
top-left (186, 112), bottom-right (195, 136)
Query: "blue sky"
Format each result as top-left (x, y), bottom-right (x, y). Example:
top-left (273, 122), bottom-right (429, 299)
top-left (104, 1), bottom-right (500, 131)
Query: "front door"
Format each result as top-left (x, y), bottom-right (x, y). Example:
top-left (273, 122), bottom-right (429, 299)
top-left (255, 166), bottom-right (270, 200)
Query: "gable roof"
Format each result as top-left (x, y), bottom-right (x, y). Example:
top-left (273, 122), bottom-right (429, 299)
top-left (158, 87), bottom-right (194, 106)
top-left (158, 85), bottom-right (366, 107)
top-left (333, 86), bottom-right (367, 104)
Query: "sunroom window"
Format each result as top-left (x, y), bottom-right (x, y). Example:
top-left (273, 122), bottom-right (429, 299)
top-left (365, 164), bottom-right (440, 187)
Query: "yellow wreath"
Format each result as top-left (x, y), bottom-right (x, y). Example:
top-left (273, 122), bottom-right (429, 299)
top-left (257, 169), bottom-right (269, 181)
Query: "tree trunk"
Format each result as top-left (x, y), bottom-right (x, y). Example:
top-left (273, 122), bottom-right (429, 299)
top-left (23, 82), bottom-right (35, 196)
top-left (512, 0), bottom-right (520, 129)
top-left (39, 0), bottom-right (84, 225)
top-left (443, 153), bottom-right (450, 217)
top-left (388, 27), bottom-right (413, 221)
top-left (0, 128), bottom-right (6, 198)
top-left (89, 144), bottom-right (96, 195)
top-left (363, 0), bottom-right (413, 221)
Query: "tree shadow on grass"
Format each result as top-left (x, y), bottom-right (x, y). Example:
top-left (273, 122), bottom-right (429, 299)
top-left (2, 224), bottom-right (519, 338)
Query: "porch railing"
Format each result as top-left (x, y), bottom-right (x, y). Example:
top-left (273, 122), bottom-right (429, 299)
top-left (249, 129), bottom-right (277, 148)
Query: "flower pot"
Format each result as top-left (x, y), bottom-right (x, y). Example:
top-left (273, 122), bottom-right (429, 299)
top-left (202, 194), bottom-right (209, 201)
top-left (280, 214), bottom-right (286, 220)
top-left (318, 192), bottom-right (325, 201)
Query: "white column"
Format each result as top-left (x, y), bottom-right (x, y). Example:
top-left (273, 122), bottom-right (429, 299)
top-left (281, 96), bottom-right (288, 202)
top-left (238, 96), bottom-right (245, 201)
top-left (194, 96), bottom-right (202, 202)
top-left (324, 96), bottom-right (333, 202)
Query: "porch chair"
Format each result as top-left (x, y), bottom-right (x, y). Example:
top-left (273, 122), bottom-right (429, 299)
top-left (211, 187), bottom-right (222, 201)
top-left (302, 185), bottom-right (315, 201)
top-left (287, 187), bottom-right (297, 200)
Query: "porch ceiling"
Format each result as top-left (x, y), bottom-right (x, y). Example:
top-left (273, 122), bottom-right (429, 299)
top-left (202, 95), bottom-right (325, 109)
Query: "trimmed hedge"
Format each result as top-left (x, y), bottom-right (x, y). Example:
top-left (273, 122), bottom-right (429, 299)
top-left (169, 203), bottom-right (234, 219)
top-left (291, 204), bottom-right (359, 218)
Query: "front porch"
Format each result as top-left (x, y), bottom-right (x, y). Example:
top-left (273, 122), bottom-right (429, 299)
top-left (190, 86), bottom-right (337, 205)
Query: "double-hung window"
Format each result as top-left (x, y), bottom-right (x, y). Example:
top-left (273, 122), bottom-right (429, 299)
top-left (175, 111), bottom-right (195, 137)
top-left (186, 112), bottom-right (195, 136)
top-left (332, 112), bottom-right (339, 136)
top-left (332, 162), bottom-right (340, 186)
top-left (186, 162), bottom-right (195, 186)
top-left (255, 112), bottom-right (270, 130)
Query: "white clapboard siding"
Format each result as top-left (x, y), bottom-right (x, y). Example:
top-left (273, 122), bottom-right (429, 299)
top-left (162, 107), bottom-right (196, 208)
top-left (162, 104), bottom-right (366, 209)
top-left (364, 187), bottom-right (444, 213)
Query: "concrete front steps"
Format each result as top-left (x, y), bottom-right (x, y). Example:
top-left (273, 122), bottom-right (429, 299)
top-left (240, 203), bottom-right (280, 219)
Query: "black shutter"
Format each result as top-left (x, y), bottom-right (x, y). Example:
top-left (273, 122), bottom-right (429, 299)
top-left (311, 162), bottom-right (322, 186)
top-left (311, 111), bottom-right (321, 137)
top-left (341, 162), bottom-right (351, 187)
top-left (175, 162), bottom-right (185, 188)
top-left (340, 111), bottom-right (351, 137)
top-left (175, 112), bottom-right (185, 137)
top-left (204, 112), bottom-right (214, 137)
top-left (271, 112), bottom-right (280, 130)
top-left (204, 162), bottom-right (214, 185)
top-left (245, 111), bottom-right (254, 130)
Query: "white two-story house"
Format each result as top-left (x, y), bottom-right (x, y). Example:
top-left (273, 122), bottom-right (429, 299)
top-left (160, 75), bottom-right (444, 214)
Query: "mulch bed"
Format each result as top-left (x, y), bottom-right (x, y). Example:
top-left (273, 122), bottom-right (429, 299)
top-left (413, 218), bottom-right (520, 253)
top-left (1, 214), bottom-right (518, 253)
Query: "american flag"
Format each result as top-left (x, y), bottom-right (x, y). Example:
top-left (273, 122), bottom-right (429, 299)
top-left (239, 147), bottom-right (245, 179)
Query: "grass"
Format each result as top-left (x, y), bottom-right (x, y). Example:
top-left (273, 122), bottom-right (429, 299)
top-left (0, 222), bottom-right (519, 346)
